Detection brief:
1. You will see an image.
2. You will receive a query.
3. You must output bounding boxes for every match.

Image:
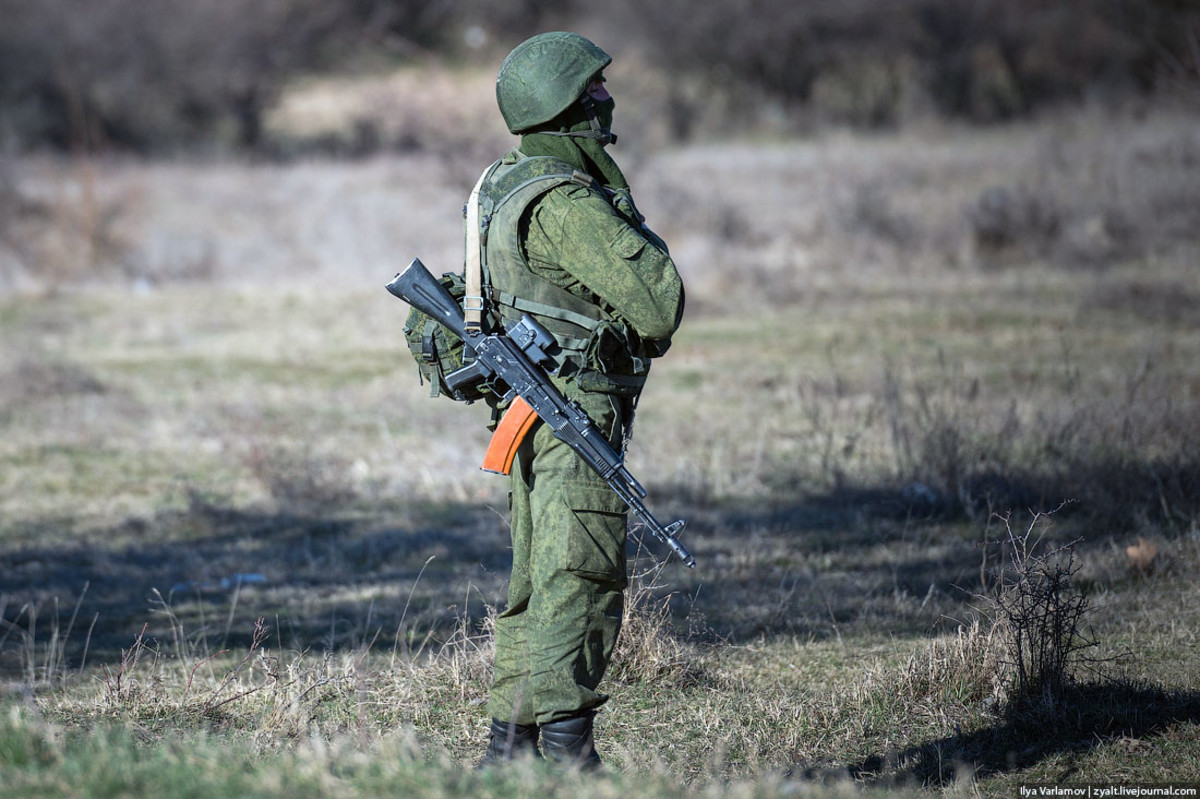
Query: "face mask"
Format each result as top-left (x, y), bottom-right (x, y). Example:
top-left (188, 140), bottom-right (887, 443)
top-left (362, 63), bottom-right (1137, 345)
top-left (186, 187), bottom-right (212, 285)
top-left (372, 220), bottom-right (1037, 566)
top-left (578, 94), bottom-right (616, 146)
top-left (592, 96), bottom-right (616, 143)
top-left (538, 93), bottom-right (616, 146)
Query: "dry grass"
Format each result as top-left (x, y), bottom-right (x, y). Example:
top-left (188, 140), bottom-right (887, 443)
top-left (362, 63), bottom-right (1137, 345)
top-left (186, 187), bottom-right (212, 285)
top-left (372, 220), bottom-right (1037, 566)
top-left (2, 89), bottom-right (1200, 796)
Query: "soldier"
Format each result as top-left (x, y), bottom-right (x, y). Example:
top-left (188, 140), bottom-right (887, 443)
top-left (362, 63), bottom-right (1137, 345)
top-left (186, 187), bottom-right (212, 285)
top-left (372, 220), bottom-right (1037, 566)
top-left (478, 32), bottom-right (685, 768)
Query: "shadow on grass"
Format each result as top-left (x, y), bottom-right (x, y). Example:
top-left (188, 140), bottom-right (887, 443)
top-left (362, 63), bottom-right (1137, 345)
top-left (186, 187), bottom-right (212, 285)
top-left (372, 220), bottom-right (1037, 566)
top-left (0, 472), bottom-right (1190, 680)
top-left (0, 497), bottom-right (514, 679)
top-left (1, 478), bottom-right (980, 679)
top-left (814, 681), bottom-right (1200, 787)
top-left (653, 483), bottom-right (1008, 644)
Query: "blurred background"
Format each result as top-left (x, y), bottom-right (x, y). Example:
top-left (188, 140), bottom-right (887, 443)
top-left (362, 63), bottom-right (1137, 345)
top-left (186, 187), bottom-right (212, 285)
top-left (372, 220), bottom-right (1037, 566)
top-left (2, 0), bottom-right (1199, 294)
top-left (2, 0), bottom-right (1198, 153)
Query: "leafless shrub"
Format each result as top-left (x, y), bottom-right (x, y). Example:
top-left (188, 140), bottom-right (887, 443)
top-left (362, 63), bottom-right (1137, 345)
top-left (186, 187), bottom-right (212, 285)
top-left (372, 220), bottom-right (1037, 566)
top-left (875, 349), bottom-right (1200, 532)
top-left (1149, 6), bottom-right (1200, 107)
top-left (1055, 209), bottom-right (1140, 269)
top-left (94, 614), bottom-right (338, 728)
top-left (969, 184), bottom-right (1062, 262)
top-left (0, 159), bottom-right (140, 288)
top-left (2, 0), bottom-right (1192, 157)
top-left (0, 0), bottom-right (436, 153)
top-left (99, 623), bottom-right (152, 706)
top-left (882, 358), bottom-right (1024, 517)
top-left (977, 511), bottom-right (1098, 713)
top-left (810, 56), bottom-right (922, 129)
top-left (838, 183), bottom-right (918, 251)
top-left (603, 0), bottom-right (1171, 133)
top-left (1082, 280), bottom-right (1200, 326)
top-left (243, 443), bottom-right (359, 512)
top-left (180, 617), bottom-right (274, 714)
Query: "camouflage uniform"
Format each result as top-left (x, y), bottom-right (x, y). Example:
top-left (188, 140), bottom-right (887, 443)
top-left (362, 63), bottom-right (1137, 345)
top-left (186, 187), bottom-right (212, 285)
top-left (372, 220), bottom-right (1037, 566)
top-left (479, 33), bottom-right (684, 766)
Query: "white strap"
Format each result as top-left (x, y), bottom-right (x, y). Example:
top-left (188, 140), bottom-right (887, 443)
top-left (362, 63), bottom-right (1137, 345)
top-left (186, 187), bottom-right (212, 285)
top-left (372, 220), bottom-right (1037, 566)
top-left (463, 164), bottom-right (492, 333)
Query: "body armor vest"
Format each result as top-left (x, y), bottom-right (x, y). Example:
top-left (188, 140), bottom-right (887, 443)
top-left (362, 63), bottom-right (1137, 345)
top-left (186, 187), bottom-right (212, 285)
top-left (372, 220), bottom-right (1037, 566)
top-left (475, 151), bottom-right (649, 395)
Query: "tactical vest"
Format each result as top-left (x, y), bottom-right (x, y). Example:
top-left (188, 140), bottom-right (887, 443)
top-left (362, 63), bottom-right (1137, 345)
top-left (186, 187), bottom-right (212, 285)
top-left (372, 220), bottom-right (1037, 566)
top-left (474, 151), bottom-right (650, 396)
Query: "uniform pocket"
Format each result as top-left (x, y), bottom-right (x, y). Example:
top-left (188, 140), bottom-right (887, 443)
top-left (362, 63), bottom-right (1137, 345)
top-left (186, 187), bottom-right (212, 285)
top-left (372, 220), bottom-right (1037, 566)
top-left (609, 224), bottom-right (648, 260)
top-left (563, 484), bottom-right (628, 587)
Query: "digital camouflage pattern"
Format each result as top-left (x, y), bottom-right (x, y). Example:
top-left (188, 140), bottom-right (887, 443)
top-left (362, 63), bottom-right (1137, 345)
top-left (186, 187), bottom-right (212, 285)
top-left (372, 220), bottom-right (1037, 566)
top-left (401, 271), bottom-right (492, 401)
top-left (485, 160), bottom-right (683, 723)
top-left (484, 30), bottom-right (684, 733)
top-left (488, 386), bottom-right (630, 725)
top-left (481, 150), bottom-right (680, 396)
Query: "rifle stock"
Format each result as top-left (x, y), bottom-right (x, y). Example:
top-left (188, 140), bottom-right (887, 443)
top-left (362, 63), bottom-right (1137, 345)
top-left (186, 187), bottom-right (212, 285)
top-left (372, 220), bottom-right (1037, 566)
top-left (386, 259), bottom-right (468, 341)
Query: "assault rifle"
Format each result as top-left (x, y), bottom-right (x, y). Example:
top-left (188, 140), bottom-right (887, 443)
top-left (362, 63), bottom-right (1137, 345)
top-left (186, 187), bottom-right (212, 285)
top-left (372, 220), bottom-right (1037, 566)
top-left (386, 258), bottom-right (695, 568)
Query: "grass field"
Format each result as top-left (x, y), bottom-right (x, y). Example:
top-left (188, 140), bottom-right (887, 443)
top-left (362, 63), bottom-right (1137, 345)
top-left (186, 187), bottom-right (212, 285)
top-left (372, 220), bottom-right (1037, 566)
top-left (2, 89), bottom-right (1200, 797)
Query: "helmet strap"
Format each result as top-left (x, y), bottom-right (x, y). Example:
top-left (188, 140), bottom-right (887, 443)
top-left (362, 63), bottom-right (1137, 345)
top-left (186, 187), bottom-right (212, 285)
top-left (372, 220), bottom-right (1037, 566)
top-left (541, 95), bottom-right (616, 146)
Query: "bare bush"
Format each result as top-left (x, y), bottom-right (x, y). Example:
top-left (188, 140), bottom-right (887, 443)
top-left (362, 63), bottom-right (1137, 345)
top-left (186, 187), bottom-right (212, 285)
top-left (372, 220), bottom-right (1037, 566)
top-left (882, 358), bottom-right (1027, 518)
top-left (978, 512), bottom-right (1098, 712)
top-left (243, 443), bottom-right (359, 513)
top-left (875, 343), bottom-right (1200, 533)
top-left (2, 0), bottom-right (1194, 156)
top-left (0, 157), bottom-right (142, 287)
top-left (1083, 279), bottom-right (1200, 326)
top-left (837, 183), bottom-right (918, 251)
top-left (603, 0), bottom-right (1182, 131)
top-left (605, 0), bottom-right (928, 121)
top-left (969, 185), bottom-right (1062, 261)
top-left (0, 0), bottom-right (440, 153)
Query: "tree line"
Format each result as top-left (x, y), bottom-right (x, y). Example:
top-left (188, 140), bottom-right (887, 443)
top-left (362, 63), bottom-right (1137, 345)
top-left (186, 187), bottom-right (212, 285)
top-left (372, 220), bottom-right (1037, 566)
top-left (0, 0), bottom-right (1195, 154)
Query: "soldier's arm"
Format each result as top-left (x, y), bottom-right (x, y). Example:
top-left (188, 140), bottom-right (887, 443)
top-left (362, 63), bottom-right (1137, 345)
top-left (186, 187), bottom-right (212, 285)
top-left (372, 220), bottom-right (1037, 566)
top-left (523, 185), bottom-right (684, 343)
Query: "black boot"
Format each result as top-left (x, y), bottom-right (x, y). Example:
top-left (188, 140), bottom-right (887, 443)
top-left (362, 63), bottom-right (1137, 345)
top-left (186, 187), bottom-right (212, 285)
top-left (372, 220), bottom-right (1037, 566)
top-left (539, 711), bottom-right (602, 770)
top-left (480, 718), bottom-right (540, 765)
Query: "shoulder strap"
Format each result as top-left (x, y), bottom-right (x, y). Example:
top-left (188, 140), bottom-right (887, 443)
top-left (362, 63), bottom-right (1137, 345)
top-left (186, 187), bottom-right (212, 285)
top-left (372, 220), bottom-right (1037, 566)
top-left (463, 161), bottom-right (498, 334)
top-left (466, 155), bottom-right (597, 335)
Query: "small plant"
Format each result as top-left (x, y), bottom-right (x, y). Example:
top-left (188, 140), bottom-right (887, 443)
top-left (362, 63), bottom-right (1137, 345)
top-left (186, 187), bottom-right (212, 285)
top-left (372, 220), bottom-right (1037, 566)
top-left (180, 616), bottom-right (273, 713)
top-left (978, 509), bottom-right (1097, 714)
top-left (969, 184), bottom-right (1061, 261)
top-left (100, 623), bottom-right (151, 706)
top-left (608, 567), bottom-right (694, 686)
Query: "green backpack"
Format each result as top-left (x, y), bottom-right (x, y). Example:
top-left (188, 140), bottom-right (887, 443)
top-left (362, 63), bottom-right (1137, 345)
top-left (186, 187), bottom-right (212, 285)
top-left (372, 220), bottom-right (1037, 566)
top-left (401, 271), bottom-right (494, 402)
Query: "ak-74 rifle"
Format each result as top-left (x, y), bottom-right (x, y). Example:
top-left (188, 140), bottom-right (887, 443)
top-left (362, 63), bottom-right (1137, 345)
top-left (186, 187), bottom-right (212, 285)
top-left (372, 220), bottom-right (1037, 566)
top-left (386, 257), bottom-right (695, 568)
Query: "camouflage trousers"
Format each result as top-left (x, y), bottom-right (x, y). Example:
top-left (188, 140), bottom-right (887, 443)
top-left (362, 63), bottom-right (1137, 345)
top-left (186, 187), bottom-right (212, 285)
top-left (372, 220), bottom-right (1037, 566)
top-left (487, 389), bottom-right (629, 727)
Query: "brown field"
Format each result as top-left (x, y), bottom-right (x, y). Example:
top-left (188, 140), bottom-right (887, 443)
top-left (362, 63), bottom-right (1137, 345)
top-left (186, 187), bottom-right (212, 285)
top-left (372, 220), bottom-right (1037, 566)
top-left (2, 67), bottom-right (1199, 797)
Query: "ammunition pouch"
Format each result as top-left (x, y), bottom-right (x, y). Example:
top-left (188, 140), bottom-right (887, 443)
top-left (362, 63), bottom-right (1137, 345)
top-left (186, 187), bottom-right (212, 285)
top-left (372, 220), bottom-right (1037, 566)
top-left (574, 320), bottom-right (649, 397)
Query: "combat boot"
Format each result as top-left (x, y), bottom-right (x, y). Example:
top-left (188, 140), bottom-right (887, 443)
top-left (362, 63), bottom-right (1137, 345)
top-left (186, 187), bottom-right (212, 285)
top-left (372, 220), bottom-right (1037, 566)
top-left (539, 710), bottom-right (602, 770)
top-left (479, 718), bottom-right (540, 766)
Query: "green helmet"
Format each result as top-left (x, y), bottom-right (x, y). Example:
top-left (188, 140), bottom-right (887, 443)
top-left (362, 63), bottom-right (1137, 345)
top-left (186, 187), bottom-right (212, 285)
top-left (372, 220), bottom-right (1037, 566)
top-left (496, 32), bottom-right (612, 134)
